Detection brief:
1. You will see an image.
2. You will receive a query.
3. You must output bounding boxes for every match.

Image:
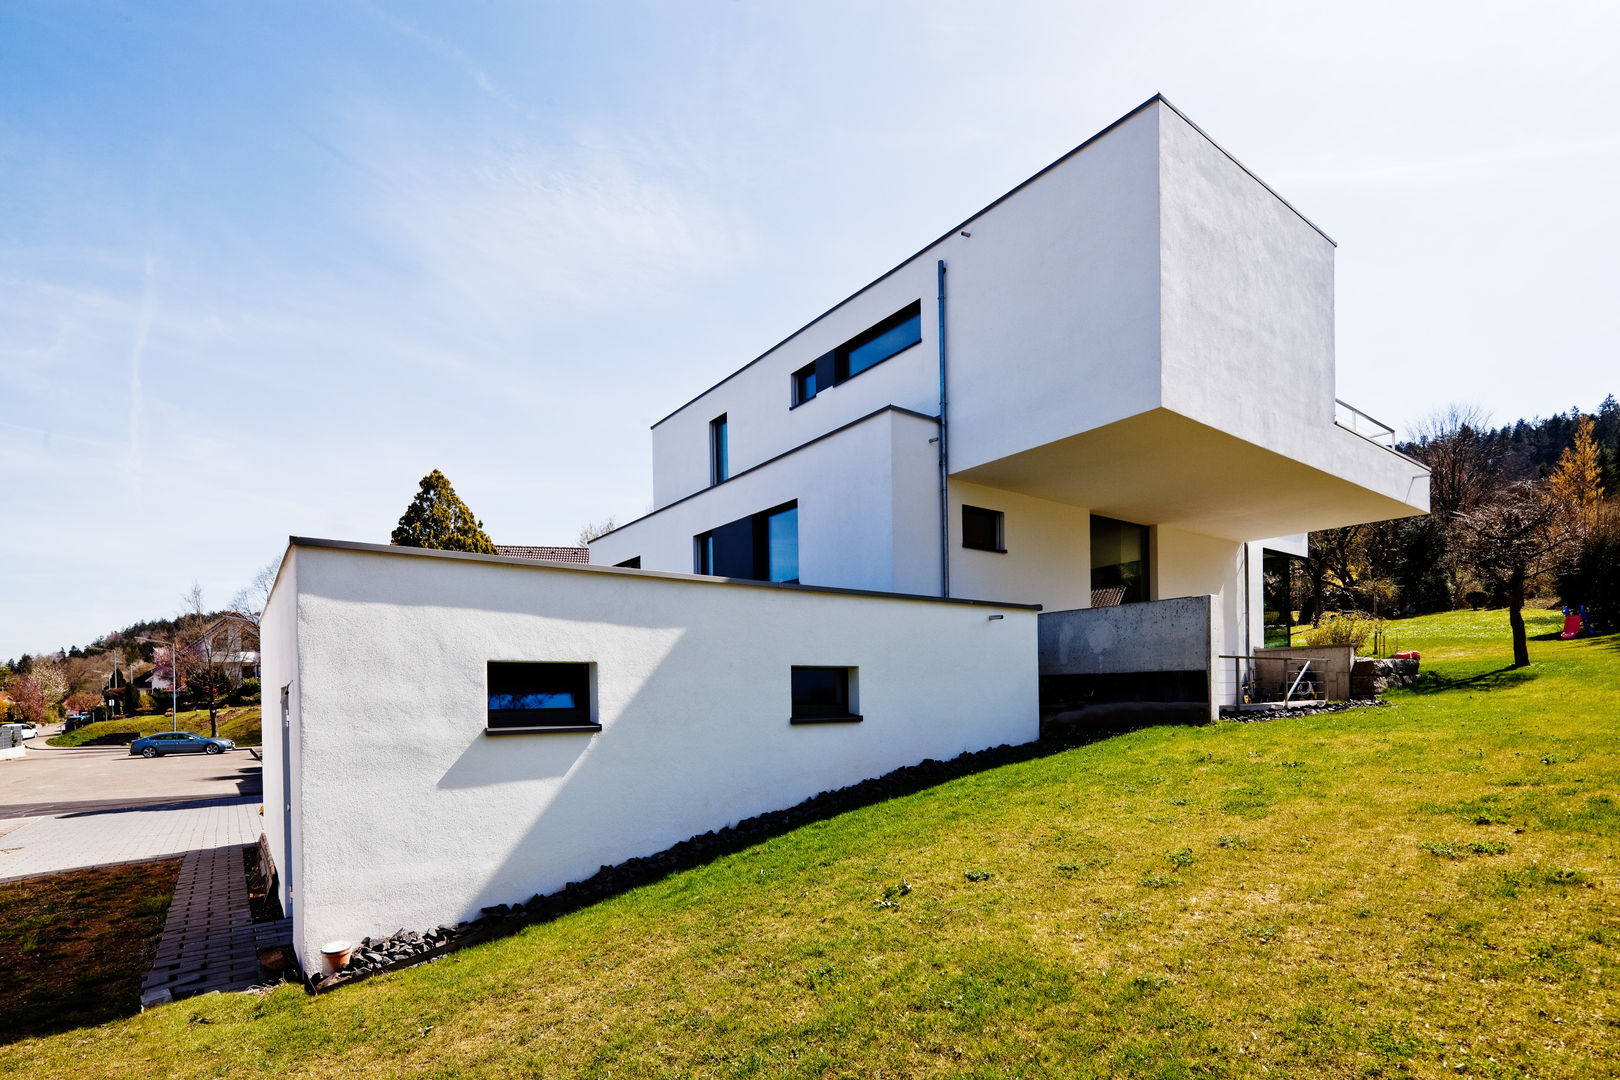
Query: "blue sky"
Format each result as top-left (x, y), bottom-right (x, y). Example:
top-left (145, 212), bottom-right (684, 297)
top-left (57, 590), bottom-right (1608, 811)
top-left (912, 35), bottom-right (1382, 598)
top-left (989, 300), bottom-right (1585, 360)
top-left (3, 1), bottom-right (1617, 660)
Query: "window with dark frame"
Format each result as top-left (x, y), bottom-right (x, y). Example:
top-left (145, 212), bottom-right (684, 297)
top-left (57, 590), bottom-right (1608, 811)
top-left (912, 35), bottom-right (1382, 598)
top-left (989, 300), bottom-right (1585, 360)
top-left (790, 301), bottom-right (922, 405)
top-left (709, 414), bottom-right (729, 485)
top-left (961, 505), bottom-right (1005, 552)
top-left (790, 666), bottom-right (860, 723)
top-left (1090, 514), bottom-right (1150, 604)
top-left (486, 662), bottom-right (596, 732)
top-left (694, 500), bottom-right (798, 583)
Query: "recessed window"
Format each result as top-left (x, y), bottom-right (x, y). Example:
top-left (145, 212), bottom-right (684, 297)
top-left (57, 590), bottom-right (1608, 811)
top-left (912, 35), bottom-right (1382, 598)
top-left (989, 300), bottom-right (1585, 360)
top-left (790, 301), bottom-right (922, 405)
top-left (709, 415), bottom-right (729, 485)
top-left (792, 362), bottom-right (818, 406)
top-left (695, 501), bottom-right (798, 583)
top-left (1090, 515), bottom-right (1150, 604)
top-left (790, 666), bottom-right (860, 723)
top-left (614, 556), bottom-right (641, 569)
top-left (486, 662), bottom-right (597, 733)
top-left (961, 505), bottom-right (1005, 553)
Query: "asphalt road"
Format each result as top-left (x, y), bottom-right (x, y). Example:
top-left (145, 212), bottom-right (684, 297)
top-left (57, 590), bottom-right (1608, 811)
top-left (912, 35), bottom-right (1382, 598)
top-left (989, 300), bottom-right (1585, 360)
top-left (0, 734), bottom-right (262, 819)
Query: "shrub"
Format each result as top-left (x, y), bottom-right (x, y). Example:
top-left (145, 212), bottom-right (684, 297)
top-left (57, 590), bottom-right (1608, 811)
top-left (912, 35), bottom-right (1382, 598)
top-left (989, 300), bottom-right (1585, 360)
top-left (230, 677), bottom-right (262, 706)
top-left (1558, 521), bottom-right (1620, 633)
top-left (1301, 611), bottom-right (1383, 650)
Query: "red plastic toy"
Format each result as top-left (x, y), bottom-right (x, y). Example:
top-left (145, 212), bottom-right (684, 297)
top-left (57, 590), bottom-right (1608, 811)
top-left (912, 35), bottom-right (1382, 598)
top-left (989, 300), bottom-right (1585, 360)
top-left (1392, 650), bottom-right (1420, 661)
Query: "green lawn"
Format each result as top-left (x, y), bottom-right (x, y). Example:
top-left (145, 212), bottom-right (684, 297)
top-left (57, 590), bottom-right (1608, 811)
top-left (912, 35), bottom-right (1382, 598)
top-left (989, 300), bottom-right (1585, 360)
top-left (2, 608), bottom-right (1616, 1077)
top-left (48, 706), bottom-right (262, 748)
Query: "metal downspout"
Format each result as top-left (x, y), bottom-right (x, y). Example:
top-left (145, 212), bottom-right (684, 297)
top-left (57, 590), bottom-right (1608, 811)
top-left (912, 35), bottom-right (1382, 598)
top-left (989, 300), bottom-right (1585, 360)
top-left (936, 259), bottom-right (950, 598)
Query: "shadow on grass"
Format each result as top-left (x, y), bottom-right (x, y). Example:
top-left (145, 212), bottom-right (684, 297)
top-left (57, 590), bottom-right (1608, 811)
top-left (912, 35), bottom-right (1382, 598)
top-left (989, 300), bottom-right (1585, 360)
top-left (315, 726), bottom-right (1155, 993)
top-left (1405, 665), bottom-right (1537, 695)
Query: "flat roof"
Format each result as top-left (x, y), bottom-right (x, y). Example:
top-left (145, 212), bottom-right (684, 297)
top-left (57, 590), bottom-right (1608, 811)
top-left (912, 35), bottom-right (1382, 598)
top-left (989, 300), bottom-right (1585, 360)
top-left (285, 536), bottom-right (1042, 611)
top-left (651, 93), bottom-right (1335, 431)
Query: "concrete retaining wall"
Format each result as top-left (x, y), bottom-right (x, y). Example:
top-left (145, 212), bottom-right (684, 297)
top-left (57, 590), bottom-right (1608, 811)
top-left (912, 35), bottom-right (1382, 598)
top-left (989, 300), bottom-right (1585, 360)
top-left (1037, 596), bottom-right (1217, 725)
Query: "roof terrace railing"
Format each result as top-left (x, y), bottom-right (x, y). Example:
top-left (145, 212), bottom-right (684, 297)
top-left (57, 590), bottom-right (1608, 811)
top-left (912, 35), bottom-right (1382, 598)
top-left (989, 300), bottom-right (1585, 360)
top-left (1334, 398), bottom-right (1396, 447)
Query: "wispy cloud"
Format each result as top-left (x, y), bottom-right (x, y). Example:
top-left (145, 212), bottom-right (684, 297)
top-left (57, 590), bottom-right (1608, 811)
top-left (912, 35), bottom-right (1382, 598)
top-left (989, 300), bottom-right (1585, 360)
top-left (350, 0), bottom-right (526, 115)
top-left (127, 254), bottom-right (154, 470)
top-left (343, 114), bottom-right (753, 330)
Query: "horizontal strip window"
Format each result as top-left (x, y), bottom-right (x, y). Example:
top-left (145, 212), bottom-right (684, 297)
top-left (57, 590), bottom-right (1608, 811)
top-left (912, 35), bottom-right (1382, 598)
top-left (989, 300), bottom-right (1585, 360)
top-left (792, 301), bottom-right (922, 406)
top-left (487, 661), bottom-right (598, 733)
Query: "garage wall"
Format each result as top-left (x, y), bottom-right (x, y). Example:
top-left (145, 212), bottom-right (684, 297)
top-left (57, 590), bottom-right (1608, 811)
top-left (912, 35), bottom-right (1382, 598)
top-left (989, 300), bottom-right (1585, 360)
top-left (270, 540), bottom-right (1038, 969)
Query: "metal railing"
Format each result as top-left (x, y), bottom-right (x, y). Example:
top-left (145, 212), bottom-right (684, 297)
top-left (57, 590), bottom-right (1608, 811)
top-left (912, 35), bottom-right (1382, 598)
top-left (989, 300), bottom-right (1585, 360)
top-left (1334, 398), bottom-right (1396, 447)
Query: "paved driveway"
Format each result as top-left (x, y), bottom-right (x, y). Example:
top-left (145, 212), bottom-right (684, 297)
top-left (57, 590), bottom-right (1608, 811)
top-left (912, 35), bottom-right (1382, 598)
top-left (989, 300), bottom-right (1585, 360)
top-left (0, 740), bottom-right (261, 819)
top-left (0, 737), bottom-right (265, 882)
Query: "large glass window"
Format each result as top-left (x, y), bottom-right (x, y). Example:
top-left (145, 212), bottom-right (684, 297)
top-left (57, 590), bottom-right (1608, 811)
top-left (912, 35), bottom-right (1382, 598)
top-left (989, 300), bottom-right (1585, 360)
top-left (1090, 515), bottom-right (1150, 605)
top-left (695, 500), bottom-right (798, 584)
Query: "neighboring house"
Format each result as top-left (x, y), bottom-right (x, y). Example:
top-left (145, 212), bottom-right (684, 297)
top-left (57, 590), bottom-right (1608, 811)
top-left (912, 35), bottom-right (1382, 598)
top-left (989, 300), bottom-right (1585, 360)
top-left (264, 96), bottom-right (1430, 973)
top-left (494, 545), bottom-right (590, 564)
top-left (198, 613), bottom-right (261, 686)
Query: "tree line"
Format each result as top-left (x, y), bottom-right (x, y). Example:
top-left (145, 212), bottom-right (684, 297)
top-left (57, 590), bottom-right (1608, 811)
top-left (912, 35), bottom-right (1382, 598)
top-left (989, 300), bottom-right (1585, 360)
top-left (1293, 395), bottom-right (1619, 667)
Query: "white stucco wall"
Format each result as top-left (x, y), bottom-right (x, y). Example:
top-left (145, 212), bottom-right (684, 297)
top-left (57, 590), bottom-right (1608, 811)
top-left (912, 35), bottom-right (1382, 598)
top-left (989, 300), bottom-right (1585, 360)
top-left (260, 550), bottom-right (302, 920)
top-left (945, 480), bottom-right (1093, 610)
top-left (594, 408), bottom-right (942, 595)
top-left (1151, 525), bottom-right (1261, 706)
top-left (268, 542), bottom-right (1038, 969)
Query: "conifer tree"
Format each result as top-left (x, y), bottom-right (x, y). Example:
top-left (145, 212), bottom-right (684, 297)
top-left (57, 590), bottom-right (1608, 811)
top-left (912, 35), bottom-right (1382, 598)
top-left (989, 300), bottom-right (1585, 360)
top-left (390, 469), bottom-right (498, 554)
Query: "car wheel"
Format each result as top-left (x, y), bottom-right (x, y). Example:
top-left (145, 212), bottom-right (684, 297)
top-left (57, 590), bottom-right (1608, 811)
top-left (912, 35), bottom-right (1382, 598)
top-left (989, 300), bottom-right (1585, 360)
top-left (141, 746), bottom-right (157, 758)
top-left (205, 743), bottom-right (222, 755)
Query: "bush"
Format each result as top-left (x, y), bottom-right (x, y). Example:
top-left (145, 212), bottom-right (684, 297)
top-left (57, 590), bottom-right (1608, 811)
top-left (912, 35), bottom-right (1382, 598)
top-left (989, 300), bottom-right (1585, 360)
top-left (1301, 611), bottom-right (1382, 650)
top-left (229, 677), bottom-right (262, 706)
top-left (1559, 524), bottom-right (1620, 633)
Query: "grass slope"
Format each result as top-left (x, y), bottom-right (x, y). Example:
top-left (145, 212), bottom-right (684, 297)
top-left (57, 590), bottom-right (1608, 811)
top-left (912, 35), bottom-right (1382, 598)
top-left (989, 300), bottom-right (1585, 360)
top-left (3, 609), bottom-right (1616, 1078)
top-left (48, 707), bottom-right (262, 748)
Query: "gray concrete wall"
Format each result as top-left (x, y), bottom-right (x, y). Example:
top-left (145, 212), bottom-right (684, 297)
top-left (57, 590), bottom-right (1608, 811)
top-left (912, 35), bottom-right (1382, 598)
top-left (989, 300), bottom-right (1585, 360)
top-left (1039, 595), bottom-right (1215, 676)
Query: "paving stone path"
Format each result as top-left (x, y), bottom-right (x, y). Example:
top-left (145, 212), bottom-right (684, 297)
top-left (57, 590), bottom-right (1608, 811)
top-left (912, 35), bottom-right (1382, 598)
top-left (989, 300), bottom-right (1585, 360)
top-left (0, 797), bottom-right (261, 881)
top-left (141, 844), bottom-right (293, 1006)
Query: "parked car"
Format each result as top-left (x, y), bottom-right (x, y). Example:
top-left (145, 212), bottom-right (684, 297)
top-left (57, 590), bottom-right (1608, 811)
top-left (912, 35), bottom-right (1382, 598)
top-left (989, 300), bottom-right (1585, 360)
top-left (17, 723), bottom-right (38, 740)
top-left (129, 731), bottom-right (235, 757)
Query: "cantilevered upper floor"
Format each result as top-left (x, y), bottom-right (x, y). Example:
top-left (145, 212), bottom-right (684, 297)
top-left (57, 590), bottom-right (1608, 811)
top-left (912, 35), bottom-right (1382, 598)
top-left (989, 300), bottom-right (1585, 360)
top-left (642, 94), bottom-right (1428, 537)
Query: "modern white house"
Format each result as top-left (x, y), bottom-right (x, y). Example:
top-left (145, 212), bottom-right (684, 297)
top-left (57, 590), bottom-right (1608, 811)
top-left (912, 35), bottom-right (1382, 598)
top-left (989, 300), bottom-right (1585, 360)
top-left (263, 95), bottom-right (1429, 974)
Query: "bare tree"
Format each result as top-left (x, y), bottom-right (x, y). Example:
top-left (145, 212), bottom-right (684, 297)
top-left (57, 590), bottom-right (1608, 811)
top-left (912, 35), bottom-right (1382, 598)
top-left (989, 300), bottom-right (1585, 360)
top-left (1455, 482), bottom-right (1576, 668)
top-left (577, 517), bottom-right (618, 546)
top-left (230, 558), bottom-right (281, 627)
top-left (1408, 404), bottom-right (1499, 606)
top-left (178, 584), bottom-right (229, 737)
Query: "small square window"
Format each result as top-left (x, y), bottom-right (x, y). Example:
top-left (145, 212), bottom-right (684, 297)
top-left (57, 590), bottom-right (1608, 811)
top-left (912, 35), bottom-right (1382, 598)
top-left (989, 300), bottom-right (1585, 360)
top-left (790, 666), bottom-right (860, 724)
top-left (961, 505), bottom-right (1005, 553)
top-left (486, 662), bottom-right (597, 732)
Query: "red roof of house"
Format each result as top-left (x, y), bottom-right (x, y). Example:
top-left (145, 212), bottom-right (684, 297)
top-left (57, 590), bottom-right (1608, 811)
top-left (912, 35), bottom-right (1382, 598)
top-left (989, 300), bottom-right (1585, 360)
top-left (495, 545), bottom-right (590, 564)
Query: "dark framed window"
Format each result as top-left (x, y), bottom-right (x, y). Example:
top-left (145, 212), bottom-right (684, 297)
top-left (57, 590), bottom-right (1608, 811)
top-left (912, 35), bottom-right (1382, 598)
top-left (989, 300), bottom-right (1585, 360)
top-left (614, 556), bottom-right (641, 569)
top-left (792, 362), bottom-right (818, 406)
top-left (709, 414), bottom-right (729, 485)
top-left (486, 662), bottom-right (597, 732)
top-left (790, 666), bottom-right (860, 723)
top-left (789, 301), bottom-right (922, 405)
top-left (1090, 515), bottom-right (1150, 605)
top-left (961, 505), bottom-right (1005, 552)
top-left (695, 500), bottom-right (798, 583)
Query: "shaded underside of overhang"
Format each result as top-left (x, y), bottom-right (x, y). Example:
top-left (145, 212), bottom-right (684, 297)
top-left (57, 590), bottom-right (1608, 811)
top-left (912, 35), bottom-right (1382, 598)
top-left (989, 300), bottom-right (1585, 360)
top-left (953, 409), bottom-right (1429, 541)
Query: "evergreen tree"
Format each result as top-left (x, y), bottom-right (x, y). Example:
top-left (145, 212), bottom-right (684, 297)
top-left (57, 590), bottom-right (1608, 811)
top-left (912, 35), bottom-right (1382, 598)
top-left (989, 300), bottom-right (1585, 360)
top-left (1548, 416), bottom-right (1604, 536)
top-left (391, 469), bottom-right (499, 554)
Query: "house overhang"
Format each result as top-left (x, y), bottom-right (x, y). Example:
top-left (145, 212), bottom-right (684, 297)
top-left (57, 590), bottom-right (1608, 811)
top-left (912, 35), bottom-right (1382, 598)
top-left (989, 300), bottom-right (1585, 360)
top-left (952, 408), bottom-right (1429, 541)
